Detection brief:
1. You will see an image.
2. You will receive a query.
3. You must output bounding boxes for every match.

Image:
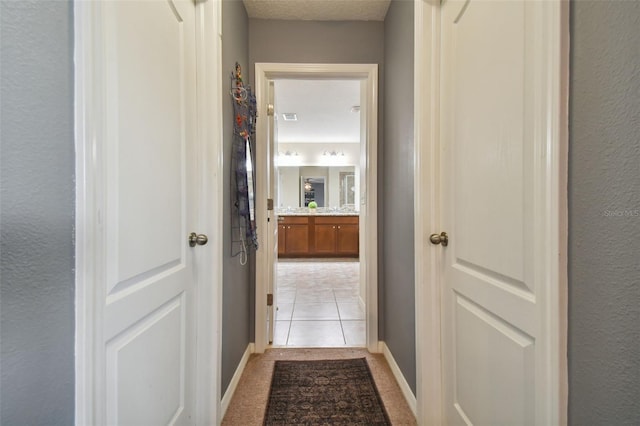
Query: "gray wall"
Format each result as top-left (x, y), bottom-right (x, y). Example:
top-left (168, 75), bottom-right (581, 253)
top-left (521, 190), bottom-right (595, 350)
top-left (568, 1), bottom-right (640, 424)
top-left (221, 0), bottom-right (253, 396)
top-left (382, 0), bottom-right (416, 394)
top-left (0, 1), bottom-right (75, 424)
top-left (248, 17), bottom-right (386, 335)
top-left (249, 19), bottom-right (385, 69)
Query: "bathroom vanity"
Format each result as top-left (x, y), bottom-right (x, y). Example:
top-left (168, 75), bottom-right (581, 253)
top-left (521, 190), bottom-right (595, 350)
top-left (277, 213), bottom-right (359, 258)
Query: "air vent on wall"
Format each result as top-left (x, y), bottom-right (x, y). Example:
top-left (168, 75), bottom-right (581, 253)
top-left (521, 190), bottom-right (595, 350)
top-left (282, 113), bottom-right (298, 121)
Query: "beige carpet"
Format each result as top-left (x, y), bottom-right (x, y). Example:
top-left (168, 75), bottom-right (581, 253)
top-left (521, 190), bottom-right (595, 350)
top-left (221, 348), bottom-right (417, 425)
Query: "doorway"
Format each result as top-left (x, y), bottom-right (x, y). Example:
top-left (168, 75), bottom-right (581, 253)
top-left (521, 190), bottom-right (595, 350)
top-left (254, 63), bottom-right (379, 353)
top-left (272, 78), bottom-right (363, 347)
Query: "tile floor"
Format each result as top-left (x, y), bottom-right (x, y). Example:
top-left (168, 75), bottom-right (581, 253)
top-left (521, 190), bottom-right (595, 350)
top-left (273, 259), bottom-right (365, 347)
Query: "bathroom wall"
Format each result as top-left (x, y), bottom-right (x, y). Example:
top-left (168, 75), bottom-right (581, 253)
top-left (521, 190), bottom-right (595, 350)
top-left (0, 1), bottom-right (75, 423)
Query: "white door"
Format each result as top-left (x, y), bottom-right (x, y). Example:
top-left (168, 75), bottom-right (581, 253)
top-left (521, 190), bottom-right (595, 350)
top-left (439, 0), bottom-right (565, 424)
top-left (267, 80), bottom-right (278, 343)
top-left (100, 1), bottom-right (199, 424)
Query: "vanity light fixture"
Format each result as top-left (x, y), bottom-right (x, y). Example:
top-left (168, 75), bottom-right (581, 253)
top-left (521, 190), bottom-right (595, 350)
top-left (323, 150), bottom-right (345, 157)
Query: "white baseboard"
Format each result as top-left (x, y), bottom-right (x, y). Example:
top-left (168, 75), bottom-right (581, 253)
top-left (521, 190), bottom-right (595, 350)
top-left (220, 343), bottom-right (254, 418)
top-left (380, 341), bottom-right (417, 417)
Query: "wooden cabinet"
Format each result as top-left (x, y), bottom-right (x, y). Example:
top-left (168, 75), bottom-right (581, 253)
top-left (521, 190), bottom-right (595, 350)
top-left (336, 222), bottom-right (359, 255)
top-left (314, 216), bottom-right (359, 257)
top-left (313, 224), bottom-right (337, 254)
top-left (277, 215), bottom-right (359, 258)
top-left (278, 216), bottom-right (309, 256)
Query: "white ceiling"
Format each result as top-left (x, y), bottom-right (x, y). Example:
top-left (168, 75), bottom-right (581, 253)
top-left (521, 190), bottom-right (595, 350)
top-left (274, 79), bottom-right (361, 144)
top-left (242, 0), bottom-right (391, 21)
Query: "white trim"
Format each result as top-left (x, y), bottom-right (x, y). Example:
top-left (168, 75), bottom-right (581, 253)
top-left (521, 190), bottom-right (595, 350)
top-left (539, 2), bottom-right (570, 423)
top-left (194, 1), bottom-right (224, 424)
top-left (558, 2), bottom-right (570, 422)
top-left (253, 63), bottom-right (379, 354)
top-left (220, 343), bottom-right (255, 418)
top-left (381, 342), bottom-right (417, 417)
top-left (73, 2), bottom-right (97, 424)
top-left (413, 1), bottom-right (443, 425)
top-left (73, 2), bottom-right (223, 424)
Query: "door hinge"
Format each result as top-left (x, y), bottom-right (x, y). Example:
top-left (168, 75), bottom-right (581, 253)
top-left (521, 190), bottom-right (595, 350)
top-left (267, 104), bottom-right (275, 116)
top-left (267, 293), bottom-right (273, 306)
top-left (267, 198), bottom-right (274, 210)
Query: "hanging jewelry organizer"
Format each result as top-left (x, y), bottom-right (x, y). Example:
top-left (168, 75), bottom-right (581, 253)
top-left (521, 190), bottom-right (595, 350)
top-left (230, 62), bottom-right (258, 264)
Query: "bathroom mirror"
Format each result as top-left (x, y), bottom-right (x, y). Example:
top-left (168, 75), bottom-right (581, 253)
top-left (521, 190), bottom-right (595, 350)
top-left (277, 166), bottom-right (357, 209)
top-left (301, 177), bottom-right (325, 207)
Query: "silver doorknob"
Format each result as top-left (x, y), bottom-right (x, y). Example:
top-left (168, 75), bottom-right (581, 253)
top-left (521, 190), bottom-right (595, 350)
top-left (188, 232), bottom-right (208, 247)
top-left (429, 232), bottom-right (448, 247)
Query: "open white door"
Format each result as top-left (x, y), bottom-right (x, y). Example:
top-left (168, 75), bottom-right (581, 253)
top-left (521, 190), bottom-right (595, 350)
top-left (103, 1), bottom-right (198, 422)
top-left (435, 0), bottom-right (567, 424)
top-left (74, 0), bottom-right (217, 423)
top-left (266, 80), bottom-right (279, 343)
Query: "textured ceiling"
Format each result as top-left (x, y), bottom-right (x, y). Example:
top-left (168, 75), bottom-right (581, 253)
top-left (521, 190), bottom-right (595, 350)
top-left (242, 0), bottom-right (391, 21)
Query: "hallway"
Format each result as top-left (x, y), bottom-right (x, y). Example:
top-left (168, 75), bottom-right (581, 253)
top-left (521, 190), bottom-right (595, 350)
top-left (221, 348), bottom-right (416, 425)
top-left (273, 260), bottom-right (365, 347)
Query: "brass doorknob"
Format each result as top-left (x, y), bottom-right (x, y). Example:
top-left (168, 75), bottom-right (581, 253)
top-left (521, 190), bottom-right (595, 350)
top-left (429, 232), bottom-right (448, 247)
top-left (188, 232), bottom-right (208, 247)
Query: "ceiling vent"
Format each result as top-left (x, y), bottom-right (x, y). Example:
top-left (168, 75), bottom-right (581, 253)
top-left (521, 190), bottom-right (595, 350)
top-left (282, 113), bottom-right (298, 121)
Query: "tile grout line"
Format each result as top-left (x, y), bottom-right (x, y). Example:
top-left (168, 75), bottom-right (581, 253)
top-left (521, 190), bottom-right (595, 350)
top-left (333, 288), bottom-right (347, 345)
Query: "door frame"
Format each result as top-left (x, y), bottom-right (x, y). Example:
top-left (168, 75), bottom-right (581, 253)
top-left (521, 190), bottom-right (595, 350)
top-left (73, 1), bottom-right (224, 424)
top-left (254, 63), bottom-right (379, 353)
top-left (413, 0), bottom-right (569, 424)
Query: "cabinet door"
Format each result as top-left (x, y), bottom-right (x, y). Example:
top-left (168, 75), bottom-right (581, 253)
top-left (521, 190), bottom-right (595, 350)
top-left (278, 225), bottom-right (286, 256)
top-left (285, 224), bottom-right (309, 254)
top-left (336, 224), bottom-right (359, 255)
top-left (314, 224), bottom-right (337, 254)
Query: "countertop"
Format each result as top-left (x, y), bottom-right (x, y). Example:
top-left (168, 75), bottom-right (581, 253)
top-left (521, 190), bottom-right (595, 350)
top-left (276, 209), bottom-right (359, 217)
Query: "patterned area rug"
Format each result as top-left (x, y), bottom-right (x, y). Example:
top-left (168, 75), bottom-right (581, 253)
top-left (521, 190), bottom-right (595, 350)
top-left (264, 358), bottom-right (391, 425)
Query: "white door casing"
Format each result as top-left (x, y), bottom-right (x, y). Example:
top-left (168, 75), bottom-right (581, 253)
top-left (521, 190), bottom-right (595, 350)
top-left (267, 79), bottom-right (278, 343)
top-left (254, 63), bottom-right (379, 353)
top-left (74, 0), bottom-right (224, 424)
top-left (414, 0), bottom-right (568, 424)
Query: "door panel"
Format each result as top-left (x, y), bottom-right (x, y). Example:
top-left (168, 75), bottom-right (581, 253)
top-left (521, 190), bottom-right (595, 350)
top-left (101, 0), bottom-right (197, 423)
top-left (286, 225), bottom-right (310, 254)
top-left (336, 224), bottom-right (359, 255)
top-left (107, 296), bottom-right (185, 425)
top-left (454, 295), bottom-right (534, 426)
top-left (441, 0), bottom-right (553, 424)
top-left (314, 224), bottom-right (337, 253)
